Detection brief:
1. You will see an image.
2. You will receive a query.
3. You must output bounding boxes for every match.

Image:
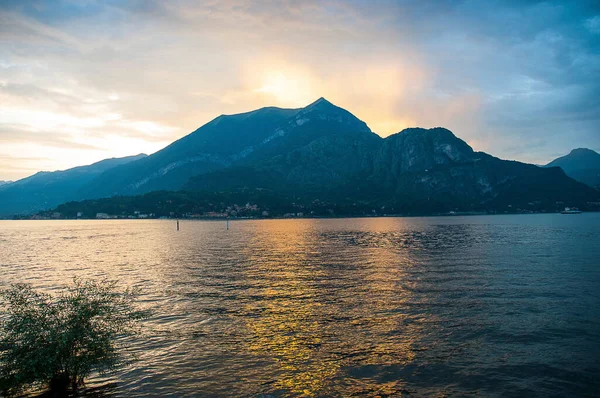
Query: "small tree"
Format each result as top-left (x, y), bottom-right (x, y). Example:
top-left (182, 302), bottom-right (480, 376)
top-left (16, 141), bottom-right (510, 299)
top-left (0, 278), bottom-right (149, 395)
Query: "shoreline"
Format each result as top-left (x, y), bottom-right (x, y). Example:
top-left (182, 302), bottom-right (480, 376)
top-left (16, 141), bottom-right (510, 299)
top-left (4, 210), bottom-right (598, 222)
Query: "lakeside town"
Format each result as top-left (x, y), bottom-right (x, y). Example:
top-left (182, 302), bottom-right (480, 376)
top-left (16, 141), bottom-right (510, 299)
top-left (26, 200), bottom-right (314, 220)
top-left (18, 201), bottom-right (595, 221)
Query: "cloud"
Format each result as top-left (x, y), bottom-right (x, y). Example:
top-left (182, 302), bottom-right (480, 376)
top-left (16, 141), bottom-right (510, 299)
top-left (0, 125), bottom-right (101, 150)
top-left (585, 15), bottom-right (600, 34)
top-left (0, 0), bottom-right (599, 180)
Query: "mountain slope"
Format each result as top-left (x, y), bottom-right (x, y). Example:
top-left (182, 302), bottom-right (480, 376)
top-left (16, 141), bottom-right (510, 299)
top-left (4, 98), bottom-right (599, 217)
top-left (185, 98), bottom-right (382, 194)
top-left (82, 106), bottom-right (301, 197)
top-left (185, 130), bottom-right (382, 195)
top-left (186, 126), bottom-right (599, 213)
top-left (0, 154), bottom-right (147, 217)
top-left (83, 98), bottom-right (376, 198)
top-left (544, 148), bottom-right (600, 188)
top-left (239, 97), bottom-right (374, 162)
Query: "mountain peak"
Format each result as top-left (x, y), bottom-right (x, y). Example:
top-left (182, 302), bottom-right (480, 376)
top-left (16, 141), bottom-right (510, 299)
top-left (569, 148), bottom-right (598, 156)
top-left (293, 97), bottom-right (371, 134)
top-left (397, 126), bottom-right (453, 134)
top-left (394, 127), bottom-right (461, 143)
top-left (544, 148), bottom-right (600, 187)
top-left (300, 97), bottom-right (354, 117)
top-left (312, 96), bottom-right (330, 104)
top-left (381, 126), bottom-right (474, 169)
top-left (547, 148), bottom-right (600, 167)
top-left (303, 97), bottom-right (335, 111)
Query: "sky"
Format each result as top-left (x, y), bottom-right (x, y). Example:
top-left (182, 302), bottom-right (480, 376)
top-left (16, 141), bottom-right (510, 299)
top-left (0, 0), bottom-right (599, 181)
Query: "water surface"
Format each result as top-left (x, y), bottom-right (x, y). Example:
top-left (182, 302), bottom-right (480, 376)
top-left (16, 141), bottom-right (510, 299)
top-left (1, 214), bottom-right (599, 397)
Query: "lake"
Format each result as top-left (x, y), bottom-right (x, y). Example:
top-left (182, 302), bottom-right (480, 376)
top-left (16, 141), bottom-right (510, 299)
top-left (1, 214), bottom-right (599, 397)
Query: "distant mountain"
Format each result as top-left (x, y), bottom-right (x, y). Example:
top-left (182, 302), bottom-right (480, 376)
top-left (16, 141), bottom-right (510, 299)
top-left (0, 180), bottom-right (12, 187)
top-left (544, 148), bottom-right (600, 188)
top-left (4, 98), bottom-right (600, 218)
top-left (0, 154), bottom-right (147, 217)
top-left (79, 98), bottom-right (379, 198)
top-left (185, 125), bottom-right (599, 213)
top-left (80, 105), bottom-right (302, 197)
top-left (185, 98), bottom-right (382, 194)
top-left (369, 128), bottom-right (599, 211)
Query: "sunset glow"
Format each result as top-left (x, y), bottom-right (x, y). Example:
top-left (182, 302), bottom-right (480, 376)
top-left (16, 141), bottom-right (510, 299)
top-left (0, 1), bottom-right (599, 180)
top-left (1, 2), bottom-right (599, 396)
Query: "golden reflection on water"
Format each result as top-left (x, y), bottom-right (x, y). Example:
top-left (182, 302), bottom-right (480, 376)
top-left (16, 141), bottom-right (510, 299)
top-left (237, 219), bottom-right (430, 396)
top-left (242, 221), bottom-right (335, 396)
top-left (4, 217), bottom-right (579, 396)
top-left (1, 215), bottom-right (598, 397)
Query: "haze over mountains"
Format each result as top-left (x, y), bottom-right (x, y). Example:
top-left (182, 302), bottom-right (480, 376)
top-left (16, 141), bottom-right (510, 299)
top-left (1, 98), bottom-right (599, 218)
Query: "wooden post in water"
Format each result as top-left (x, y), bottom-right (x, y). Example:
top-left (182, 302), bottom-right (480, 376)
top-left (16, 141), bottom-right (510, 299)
top-left (226, 219), bottom-right (229, 230)
top-left (177, 219), bottom-right (180, 231)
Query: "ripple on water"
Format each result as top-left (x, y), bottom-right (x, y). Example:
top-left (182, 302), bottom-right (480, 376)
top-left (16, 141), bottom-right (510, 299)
top-left (1, 215), bottom-right (599, 397)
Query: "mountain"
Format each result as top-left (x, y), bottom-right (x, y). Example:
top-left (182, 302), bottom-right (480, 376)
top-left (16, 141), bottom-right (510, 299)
top-left (184, 125), bottom-right (599, 213)
top-left (4, 98), bottom-right (600, 218)
top-left (0, 154), bottom-right (147, 217)
top-left (544, 148), bottom-right (600, 188)
top-left (185, 99), bottom-right (382, 194)
top-left (79, 97), bottom-right (377, 198)
top-left (370, 127), bottom-right (596, 211)
top-left (80, 105), bottom-right (302, 197)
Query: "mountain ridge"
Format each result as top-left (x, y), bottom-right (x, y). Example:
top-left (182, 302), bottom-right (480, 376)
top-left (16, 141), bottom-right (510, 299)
top-left (2, 98), bottom-right (599, 217)
top-left (544, 148), bottom-right (600, 188)
top-left (183, 121), bottom-right (599, 213)
top-left (79, 97), bottom-right (374, 197)
top-left (0, 154), bottom-right (148, 216)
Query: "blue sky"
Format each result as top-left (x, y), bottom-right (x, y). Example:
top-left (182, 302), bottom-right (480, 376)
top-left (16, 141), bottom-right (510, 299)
top-left (0, 0), bottom-right (599, 180)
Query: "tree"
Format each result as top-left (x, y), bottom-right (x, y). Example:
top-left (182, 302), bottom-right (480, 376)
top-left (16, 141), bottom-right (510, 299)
top-left (0, 279), bottom-right (149, 395)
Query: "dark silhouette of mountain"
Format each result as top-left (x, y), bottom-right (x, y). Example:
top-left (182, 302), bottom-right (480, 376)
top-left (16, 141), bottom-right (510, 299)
top-left (4, 98), bottom-right (600, 218)
top-left (186, 98), bottom-right (382, 195)
top-left (370, 128), bottom-right (598, 210)
top-left (185, 125), bottom-right (599, 213)
top-left (0, 154), bottom-right (147, 217)
top-left (544, 148), bottom-right (600, 188)
top-left (81, 105), bottom-right (301, 197)
top-left (80, 98), bottom-right (377, 198)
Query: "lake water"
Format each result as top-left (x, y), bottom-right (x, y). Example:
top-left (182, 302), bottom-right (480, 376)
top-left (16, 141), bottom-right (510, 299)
top-left (1, 214), bottom-right (599, 397)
